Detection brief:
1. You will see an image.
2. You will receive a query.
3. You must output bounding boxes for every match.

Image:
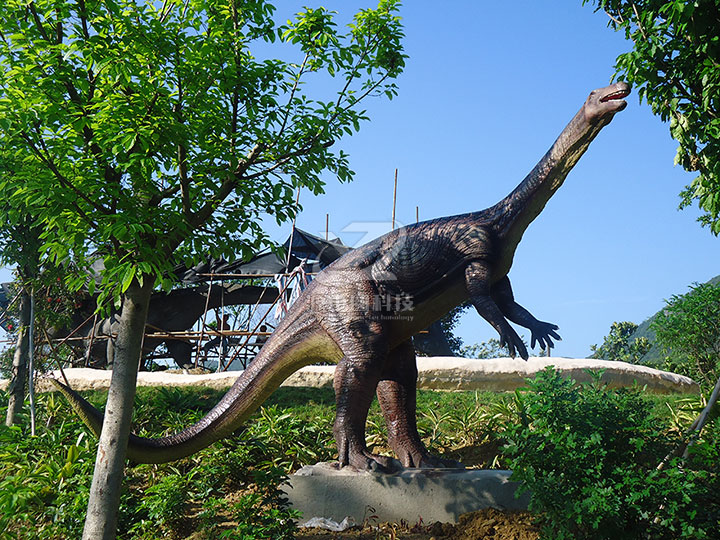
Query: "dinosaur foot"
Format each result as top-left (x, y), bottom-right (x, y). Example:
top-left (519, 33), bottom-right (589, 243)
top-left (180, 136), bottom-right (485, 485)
top-left (338, 449), bottom-right (404, 473)
top-left (396, 449), bottom-right (466, 469)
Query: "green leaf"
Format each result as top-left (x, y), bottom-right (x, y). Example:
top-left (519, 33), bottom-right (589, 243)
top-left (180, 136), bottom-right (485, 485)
top-left (120, 265), bottom-right (136, 293)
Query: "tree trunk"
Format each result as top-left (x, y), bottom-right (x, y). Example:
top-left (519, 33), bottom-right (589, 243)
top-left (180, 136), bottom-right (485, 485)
top-left (5, 289), bottom-right (31, 426)
top-left (82, 279), bottom-right (153, 540)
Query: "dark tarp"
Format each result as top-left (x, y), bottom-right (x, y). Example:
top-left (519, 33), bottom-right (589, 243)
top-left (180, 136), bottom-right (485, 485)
top-left (283, 229), bottom-right (351, 268)
top-left (174, 228), bottom-right (350, 284)
top-left (173, 252), bottom-right (302, 284)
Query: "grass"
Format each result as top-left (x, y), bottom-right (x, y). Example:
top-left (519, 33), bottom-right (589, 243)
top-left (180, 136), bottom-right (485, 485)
top-left (0, 384), bottom-right (703, 539)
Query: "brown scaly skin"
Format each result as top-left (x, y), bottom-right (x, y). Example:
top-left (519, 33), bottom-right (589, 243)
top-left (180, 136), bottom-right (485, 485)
top-left (54, 82), bottom-right (630, 472)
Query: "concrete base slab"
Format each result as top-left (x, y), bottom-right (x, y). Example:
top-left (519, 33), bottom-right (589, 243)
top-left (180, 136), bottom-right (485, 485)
top-left (284, 462), bottom-right (529, 526)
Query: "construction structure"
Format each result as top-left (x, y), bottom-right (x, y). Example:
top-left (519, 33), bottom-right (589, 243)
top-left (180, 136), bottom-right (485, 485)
top-left (35, 229), bottom-right (352, 372)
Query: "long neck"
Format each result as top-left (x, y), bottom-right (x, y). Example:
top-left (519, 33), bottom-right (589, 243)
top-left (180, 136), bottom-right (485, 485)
top-left (490, 107), bottom-right (611, 250)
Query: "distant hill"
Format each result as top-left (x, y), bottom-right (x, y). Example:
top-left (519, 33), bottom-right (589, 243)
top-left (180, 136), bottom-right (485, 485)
top-left (630, 274), bottom-right (720, 367)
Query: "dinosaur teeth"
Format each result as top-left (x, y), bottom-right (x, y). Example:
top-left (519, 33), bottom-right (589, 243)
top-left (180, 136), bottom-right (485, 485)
top-left (600, 90), bottom-right (629, 102)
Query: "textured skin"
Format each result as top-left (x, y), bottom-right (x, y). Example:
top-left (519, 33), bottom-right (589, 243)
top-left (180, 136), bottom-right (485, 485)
top-left (56, 83), bottom-right (630, 471)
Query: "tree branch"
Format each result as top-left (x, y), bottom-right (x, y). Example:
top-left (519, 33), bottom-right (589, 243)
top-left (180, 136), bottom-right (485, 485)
top-left (178, 143), bottom-right (191, 218)
top-left (229, 2), bottom-right (240, 154)
top-left (55, 7), bottom-right (63, 45)
top-left (158, 0), bottom-right (172, 23)
top-left (185, 143), bottom-right (265, 233)
top-left (77, 0), bottom-right (91, 40)
top-left (147, 184), bottom-right (181, 207)
top-left (20, 132), bottom-right (102, 228)
top-left (631, 2), bottom-right (649, 41)
top-left (172, 51), bottom-right (191, 218)
top-left (244, 139), bottom-right (334, 179)
top-left (604, 10), bottom-right (624, 28)
top-left (331, 31), bottom-right (383, 113)
top-left (276, 54), bottom-right (309, 140)
top-left (27, 2), bottom-right (50, 41)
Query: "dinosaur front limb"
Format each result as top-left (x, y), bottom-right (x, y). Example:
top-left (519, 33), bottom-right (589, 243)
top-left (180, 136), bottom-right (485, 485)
top-left (377, 340), bottom-right (463, 468)
top-left (465, 262), bottom-right (528, 359)
top-left (491, 276), bottom-right (561, 351)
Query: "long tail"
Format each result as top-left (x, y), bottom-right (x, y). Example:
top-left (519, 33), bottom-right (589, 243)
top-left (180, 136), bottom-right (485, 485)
top-left (53, 301), bottom-right (341, 463)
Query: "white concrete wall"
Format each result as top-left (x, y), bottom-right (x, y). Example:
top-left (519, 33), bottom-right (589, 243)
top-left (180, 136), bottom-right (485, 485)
top-left (3, 357), bottom-right (698, 394)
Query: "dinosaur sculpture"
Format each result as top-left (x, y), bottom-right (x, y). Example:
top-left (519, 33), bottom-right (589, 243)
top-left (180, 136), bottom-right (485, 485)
top-left (55, 82), bottom-right (631, 471)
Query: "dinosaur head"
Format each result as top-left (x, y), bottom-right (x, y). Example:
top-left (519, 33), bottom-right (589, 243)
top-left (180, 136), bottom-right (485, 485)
top-left (583, 81), bottom-right (631, 125)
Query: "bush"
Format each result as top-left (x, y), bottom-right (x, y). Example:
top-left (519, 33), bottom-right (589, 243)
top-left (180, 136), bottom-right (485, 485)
top-left (651, 282), bottom-right (720, 388)
top-left (504, 368), bottom-right (719, 539)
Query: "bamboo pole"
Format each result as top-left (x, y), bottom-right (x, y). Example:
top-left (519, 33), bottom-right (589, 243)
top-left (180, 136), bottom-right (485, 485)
top-left (84, 313), bottom-right (98, 367)
top-left (194, 280), bottom-right (213, 368)
top-left (244, 279), bottom-right (272, 334)
top-left (392, 168), bottom-right (398, 230)
top-left (41, 326), bottom-right (71, 387)
top-left (286, 187), bottom-right (301, 268)
top-left (28, 292), bottom-right (36, 436)
top-left (50, 311), bottom-right (98, 350)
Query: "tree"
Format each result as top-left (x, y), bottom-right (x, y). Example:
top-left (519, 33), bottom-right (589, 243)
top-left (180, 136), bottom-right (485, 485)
top-left (459, 337), bottom-right (531, 359)
top-left (438, 301), bottom-right (471, 355)
top-left (0, 151), bottom-right (43, 426)
top-left (459, 338), bottom-right (507, 359)
top-left (652, 282), bottom-right (720, 386)
top-left (0, 1), bottom-right (405, 537)
top-left (590, 320), bottom-right (651, 363)
top-left (584, 0), bottom-right (720, 234)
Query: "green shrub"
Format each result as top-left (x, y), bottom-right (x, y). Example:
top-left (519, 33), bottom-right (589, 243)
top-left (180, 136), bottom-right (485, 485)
top-left (0, 396), bottom-right (95, 539)
top-left (504, 368), bottom-right (719, 539)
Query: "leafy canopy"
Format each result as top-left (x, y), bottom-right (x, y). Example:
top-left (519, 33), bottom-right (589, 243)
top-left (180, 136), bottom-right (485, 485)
top-left (0, 0), bottom-right (405, 306)
top-left (584, 0), bottom-right (720, 234)
top-left (590, 320), bottom-right (651, 363)
top-left (0, 149), bottom-right (43, 280)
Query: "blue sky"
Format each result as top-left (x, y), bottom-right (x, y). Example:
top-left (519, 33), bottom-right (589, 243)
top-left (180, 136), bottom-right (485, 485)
top-left (261, 1), bottom-right (720, 357)
top-left (2, 1), bottom-right (717, 359)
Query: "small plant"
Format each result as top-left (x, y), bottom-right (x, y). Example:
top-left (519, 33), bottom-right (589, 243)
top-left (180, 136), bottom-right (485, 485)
top-left (222, 492), bottom-right (298, 540)
top-left (242, 404), bottom-right (335, 470)
top-left (142, 474), bottom-right (188, 528)
top-left (203, 467), bottom-right (299, 540)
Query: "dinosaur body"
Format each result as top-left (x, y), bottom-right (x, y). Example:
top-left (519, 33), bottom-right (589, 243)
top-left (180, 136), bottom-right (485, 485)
top-left (56, 82), bottom-right (630, 471)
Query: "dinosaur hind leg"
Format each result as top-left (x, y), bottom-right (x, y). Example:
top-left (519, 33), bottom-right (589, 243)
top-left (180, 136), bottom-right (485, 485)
top-left (330, 320), bottom-right (401, 473)
top-left (377, 340), bottom-right (464, 469)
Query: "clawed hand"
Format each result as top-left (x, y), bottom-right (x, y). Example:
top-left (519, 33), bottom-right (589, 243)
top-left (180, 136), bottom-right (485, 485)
top-left (499, 324), bottom-right (529, 360)
top-left (530, 320), bottom-right (561, 351)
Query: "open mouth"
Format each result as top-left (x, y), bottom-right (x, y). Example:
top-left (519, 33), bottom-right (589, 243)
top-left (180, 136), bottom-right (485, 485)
top-left (600, 88), bottom-right (630, 102)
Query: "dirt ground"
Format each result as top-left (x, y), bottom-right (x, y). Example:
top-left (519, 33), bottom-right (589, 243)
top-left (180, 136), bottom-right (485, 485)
top-left (296, 508), bottom-right (540, 540)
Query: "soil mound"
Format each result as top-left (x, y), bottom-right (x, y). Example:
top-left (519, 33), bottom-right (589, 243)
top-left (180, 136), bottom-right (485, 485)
top-left (296, 508), bottom-right (539, 540)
